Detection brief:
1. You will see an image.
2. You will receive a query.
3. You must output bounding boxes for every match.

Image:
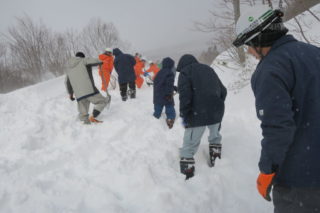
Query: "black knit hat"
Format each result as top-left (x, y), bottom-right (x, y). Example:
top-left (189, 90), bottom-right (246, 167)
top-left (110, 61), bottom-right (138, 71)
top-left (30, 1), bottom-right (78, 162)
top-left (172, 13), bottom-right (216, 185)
top-left (248, 18), bottom-right (288, 47)
top-left (75, 52), bottom-right (85, 58)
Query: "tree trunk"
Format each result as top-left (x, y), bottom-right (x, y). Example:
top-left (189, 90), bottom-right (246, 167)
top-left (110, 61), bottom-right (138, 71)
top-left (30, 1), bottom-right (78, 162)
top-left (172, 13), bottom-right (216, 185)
top-left (283, 0), bottom-right (320, 21)
top-left (233, 0), bottom-right (246, 64)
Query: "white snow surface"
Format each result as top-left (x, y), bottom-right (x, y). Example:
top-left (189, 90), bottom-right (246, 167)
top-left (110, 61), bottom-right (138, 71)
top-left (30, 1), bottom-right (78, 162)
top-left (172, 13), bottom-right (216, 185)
top-left (1, 5), bottom-right (320, 211)
top-left (0, 64), bottom-right (273, 213)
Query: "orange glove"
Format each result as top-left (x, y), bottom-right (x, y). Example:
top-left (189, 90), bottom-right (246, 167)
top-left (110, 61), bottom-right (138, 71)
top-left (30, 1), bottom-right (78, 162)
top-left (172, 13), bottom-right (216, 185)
top-left (257, 172), bottom-right (275, 201)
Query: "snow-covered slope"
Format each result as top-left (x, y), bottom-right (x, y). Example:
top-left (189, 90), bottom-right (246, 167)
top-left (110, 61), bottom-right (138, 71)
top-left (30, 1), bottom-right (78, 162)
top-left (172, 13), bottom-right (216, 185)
top-left (0, 66), bottom-right (273, 213)
top-left (1, 4), bottom-right (320, 212)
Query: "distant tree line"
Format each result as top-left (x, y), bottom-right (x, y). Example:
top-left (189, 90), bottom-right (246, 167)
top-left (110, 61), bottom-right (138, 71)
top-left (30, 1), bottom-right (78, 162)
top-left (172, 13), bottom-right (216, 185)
top-left (0, 15), bottom-right (127, 93)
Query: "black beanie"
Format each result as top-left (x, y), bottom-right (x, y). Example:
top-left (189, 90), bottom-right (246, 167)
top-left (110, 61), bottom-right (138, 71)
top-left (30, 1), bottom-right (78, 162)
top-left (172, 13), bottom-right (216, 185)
top-left (248, 18), bottom-right (288, 47)
top-left (75, 52), bottom-right (85, 58)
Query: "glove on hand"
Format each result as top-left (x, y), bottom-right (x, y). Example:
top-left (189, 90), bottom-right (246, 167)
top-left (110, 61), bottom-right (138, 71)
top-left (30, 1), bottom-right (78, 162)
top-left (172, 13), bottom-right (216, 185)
top-left (181, 117), bottom-right (189, 128)
top-left (257, 172), bottom-right (275, 201)
top-left (69, 94), bottom-right (75, 101)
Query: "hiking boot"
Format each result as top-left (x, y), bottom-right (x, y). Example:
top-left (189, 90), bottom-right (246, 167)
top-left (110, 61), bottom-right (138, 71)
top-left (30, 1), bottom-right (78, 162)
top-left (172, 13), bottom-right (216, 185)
top-left (128, 89), bottom-right (136, 99)
top-left (89, 116), bottom-right (103, 123)
top-left (166, 119), bottom-right (175, 129)
top-left (121, 95), bottom-right (128, 101)
top-left (180, 158), bottom-right (195, 180)
top-left (209, 144), bottom-right (222, 167)
top-left (83, 119), bottom-right (91, 125)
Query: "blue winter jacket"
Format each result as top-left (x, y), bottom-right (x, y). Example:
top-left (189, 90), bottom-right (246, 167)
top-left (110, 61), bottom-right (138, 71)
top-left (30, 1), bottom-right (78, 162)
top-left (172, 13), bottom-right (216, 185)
top-left (113, 48), bottom-right (136, 84)
top-left (177, 54), bottom-right (227, 128)
top-left (251, 35), bottom-right (320, 187)
top-left (153, 57), bottom-right (175, 106)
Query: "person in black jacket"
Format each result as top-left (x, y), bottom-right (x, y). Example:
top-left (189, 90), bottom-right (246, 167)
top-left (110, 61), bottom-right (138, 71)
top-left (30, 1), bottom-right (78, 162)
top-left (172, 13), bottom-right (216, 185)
top-left (153, 57), bottom-right (176, 129)
top-left (112, 48), bottom-right (136, 101)
top-left (177, 54), bottom-right (227, 179)
top-left (233, 6), bottom-right (320, 212)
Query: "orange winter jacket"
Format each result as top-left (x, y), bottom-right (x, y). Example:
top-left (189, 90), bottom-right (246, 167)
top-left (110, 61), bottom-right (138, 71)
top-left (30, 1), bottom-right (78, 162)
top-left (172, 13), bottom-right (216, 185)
top-left (134, 57), bottom-right (145, 88)
top-left (98, 54), bottom-right (114, 91)
top-left (134, 57), bottom-right (145, 75)
top-left (146, 63), bottom-right (160, 79)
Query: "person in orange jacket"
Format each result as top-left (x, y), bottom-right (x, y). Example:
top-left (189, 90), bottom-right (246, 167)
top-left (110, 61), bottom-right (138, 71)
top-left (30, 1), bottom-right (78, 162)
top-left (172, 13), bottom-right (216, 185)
top-left (134, 54), bottom-right (145, 89)
top-left (98, 48), bottom-right (114, 92)
top-left (145, 61), bottom-right (160, 80)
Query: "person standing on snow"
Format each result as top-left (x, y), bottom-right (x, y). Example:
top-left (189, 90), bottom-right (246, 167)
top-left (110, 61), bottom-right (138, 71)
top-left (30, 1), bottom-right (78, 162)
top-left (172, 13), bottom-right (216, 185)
top-left (98, 48), bottom-right (114, 92)
top-left (65, 52), bottom-right (107, 124)
top-left (145, 61), bottom-right (160, 80)
top-left (153, 57), bottom-right (176, 129)
top-left (134, 54), bottom-right (146, 89)
top-left (233, 6), bottom-right (320, 212)
top-left (177, 54), bottom-right (227, 180)
top-left (112, 48), bottom-right (136, 101)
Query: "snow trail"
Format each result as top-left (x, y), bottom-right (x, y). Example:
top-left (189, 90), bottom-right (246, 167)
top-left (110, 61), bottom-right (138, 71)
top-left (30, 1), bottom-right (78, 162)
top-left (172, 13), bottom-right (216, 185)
top-left (0, 68), bottom-right (272, 213)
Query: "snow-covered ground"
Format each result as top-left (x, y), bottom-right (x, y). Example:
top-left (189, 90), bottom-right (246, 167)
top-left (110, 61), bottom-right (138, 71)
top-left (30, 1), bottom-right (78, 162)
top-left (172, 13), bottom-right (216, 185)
top-left (1, 4), bottom-right (319, 212)
top-left (0, 63), bottom-right (273, 213)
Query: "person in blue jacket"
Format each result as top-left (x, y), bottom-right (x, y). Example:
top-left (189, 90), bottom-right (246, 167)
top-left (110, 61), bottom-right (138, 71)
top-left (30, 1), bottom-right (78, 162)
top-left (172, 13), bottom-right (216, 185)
top-left (153, 57), bottom-right (176, 129)
top-left (233, 6), bottom-right (320, 212)
top-left (177, 54), bottom-right (227, 179)
top-left (112, 48), bottom-right (136, 101)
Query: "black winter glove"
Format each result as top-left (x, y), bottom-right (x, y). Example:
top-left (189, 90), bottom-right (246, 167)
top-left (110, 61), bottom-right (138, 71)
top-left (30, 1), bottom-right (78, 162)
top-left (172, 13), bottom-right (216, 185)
top-left (69, 94), bottom-right (75, 101)
top-left (181, 117), bottom-right (190, 128)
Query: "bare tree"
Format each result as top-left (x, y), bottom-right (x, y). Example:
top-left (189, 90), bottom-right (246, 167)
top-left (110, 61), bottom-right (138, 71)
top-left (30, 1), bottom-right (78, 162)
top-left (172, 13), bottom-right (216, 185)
top-left (307, 8), bottom-right (320, 21)
top-left (194, 0), bottom-right (254, 65)
top-left (0, 15), bottom-right (128, 93)
top-left (283, 0), bottom-right (320, 21)
top-left (44, 32), bottom-right (71, 76)
top-left (0, 39), bottom-right (31, 93)
top-left (196, 0), bottom-right (319, 65)
top-left (0, 42), bottom-right (6, 60)
top-left (1, 15), bottom-right (74, 92)
top-left (4, 15), bottom-right (50, 83)
top-left (0, 42), bottom-right (8, 92)
top-left (282, 0), bottom-right (320, 44)
top-left (232, 0), bottom-right (246, 64)
top-left (199, 45), bottom-right (220, 65)
top-left (80, 18), bottom-right (121, 57)
top-left (64, 29), bottom-right (82, 56)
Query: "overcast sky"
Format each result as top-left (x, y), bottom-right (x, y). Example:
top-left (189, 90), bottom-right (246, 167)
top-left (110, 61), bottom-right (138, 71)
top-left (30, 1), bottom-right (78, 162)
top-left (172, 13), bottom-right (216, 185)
top-left (0, 0), bottom-right (215, 53)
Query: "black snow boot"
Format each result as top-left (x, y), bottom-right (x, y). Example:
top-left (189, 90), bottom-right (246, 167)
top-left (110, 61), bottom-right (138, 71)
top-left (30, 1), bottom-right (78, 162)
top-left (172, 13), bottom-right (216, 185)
top-left (122, 95), bottom-right (128, 101)
top-left (128, 89), bottom-right (136, 99)
top-left (180, 158), bottom-right (195, 180)
top-left (209, 144), bottom-right (222, 167)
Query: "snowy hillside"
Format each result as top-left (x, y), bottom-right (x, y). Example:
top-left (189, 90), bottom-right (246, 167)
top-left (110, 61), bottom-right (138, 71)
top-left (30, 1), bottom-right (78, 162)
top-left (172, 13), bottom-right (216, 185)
top-left (1, 5), bottom-right (319, 212)
top-left (0, 64), bottom-right (273, 213)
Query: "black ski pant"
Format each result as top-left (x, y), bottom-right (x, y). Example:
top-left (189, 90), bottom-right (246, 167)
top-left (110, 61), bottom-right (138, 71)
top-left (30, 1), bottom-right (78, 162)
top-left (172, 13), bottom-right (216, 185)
top-left (119, 81), bottom-right (135, 98)
top-left (273, 185), bottom-right (320, 213)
